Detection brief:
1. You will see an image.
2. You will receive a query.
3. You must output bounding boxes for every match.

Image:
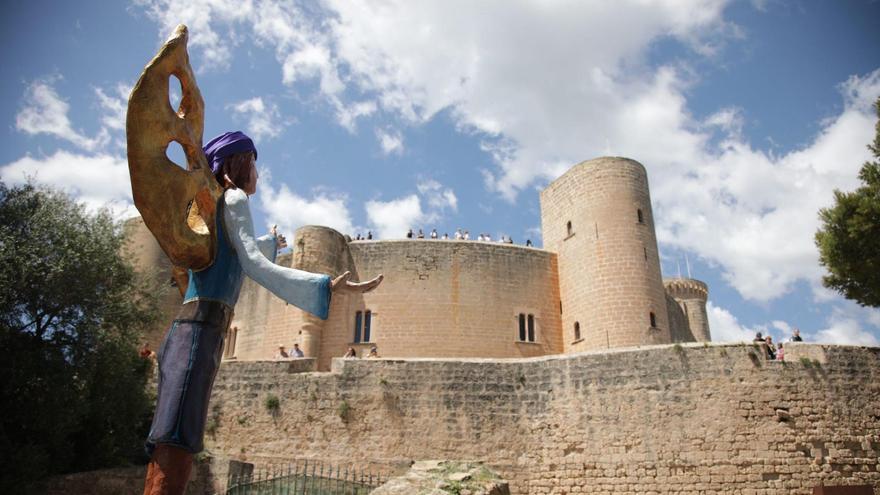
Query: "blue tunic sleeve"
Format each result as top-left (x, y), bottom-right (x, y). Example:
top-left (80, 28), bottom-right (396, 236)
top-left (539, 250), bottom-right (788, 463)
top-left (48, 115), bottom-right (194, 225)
top-left (222, 189), bottom-right (331, 319)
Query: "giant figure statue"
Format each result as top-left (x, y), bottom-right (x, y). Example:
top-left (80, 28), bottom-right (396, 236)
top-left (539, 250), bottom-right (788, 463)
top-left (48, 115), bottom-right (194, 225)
top-left (127, 25), bottom-right (383, 495)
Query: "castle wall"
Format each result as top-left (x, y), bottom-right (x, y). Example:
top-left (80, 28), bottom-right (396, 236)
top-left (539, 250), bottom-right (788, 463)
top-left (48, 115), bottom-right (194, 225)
top-left (122, 216), bottom-right (182, 349)
top-left (327, 239), bottom-right (563, 370)
top-left (540, 157), bottom-right (671, 352)
top-left (665, 292), bottom-right (695, 343)
top-left (202, 343), bottom-right (880, 494)
top-left (230, 238), bottom-right (563, 370)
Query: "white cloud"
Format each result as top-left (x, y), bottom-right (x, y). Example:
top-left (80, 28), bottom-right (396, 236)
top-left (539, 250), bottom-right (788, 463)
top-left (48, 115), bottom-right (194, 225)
top-left (364, 179), bottom-right (459, 239)
top-left (416, 179), bottom-right (457, 211)
top-left (94, 83), bottom-right (131, 132)
top-left (365, 194), bottom-right (424, 240)
top-left (258, 176), bottom-right (355, 238)
top-left (0, 150), bottom-right (135, 218)
top-left (706, 301), bottom-right (764, 343)
top-left (135, 2), bottom-right (880, 307)
top-left (375, 127), bottom-right (403, 155)
top-left (16, 78), bottom-right (108, 151)
top-left (227, 96), bottom-right (285, 141)
top-left (810, 304), bottom-right (880, 347)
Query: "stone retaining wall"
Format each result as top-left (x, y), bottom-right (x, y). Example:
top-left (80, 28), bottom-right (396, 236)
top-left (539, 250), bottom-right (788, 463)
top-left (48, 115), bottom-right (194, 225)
top-left (200, 343), bottom-right (880, 494)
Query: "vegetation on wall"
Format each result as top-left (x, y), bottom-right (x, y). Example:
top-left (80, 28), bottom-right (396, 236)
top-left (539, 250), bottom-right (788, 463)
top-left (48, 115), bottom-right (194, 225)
top-left (815, 97), bottom-right (880, 308)
top-left (0, 182), bottom-right (162, 492)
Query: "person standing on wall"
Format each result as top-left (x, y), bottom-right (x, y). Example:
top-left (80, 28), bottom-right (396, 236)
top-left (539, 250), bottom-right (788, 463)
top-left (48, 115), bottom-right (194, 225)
top-left (142, 132), bottom-right (383, 495)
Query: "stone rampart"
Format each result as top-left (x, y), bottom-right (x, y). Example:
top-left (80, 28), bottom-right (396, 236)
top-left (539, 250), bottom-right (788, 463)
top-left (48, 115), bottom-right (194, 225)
top-left (202, 343), bottom-right (880, 494)
top-left (231, 239), bottom-right (563, 369)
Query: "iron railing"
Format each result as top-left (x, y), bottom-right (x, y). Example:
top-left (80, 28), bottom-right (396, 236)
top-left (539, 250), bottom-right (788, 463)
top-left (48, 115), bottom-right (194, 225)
top-left (226, 460), bottom-right (386, 495)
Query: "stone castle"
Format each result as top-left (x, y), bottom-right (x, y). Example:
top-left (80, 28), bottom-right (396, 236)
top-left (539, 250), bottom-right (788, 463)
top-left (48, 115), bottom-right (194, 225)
top-left (124, 156), bottom-right (880, 494)
top-left (130, 156), bottom-right (710, 371)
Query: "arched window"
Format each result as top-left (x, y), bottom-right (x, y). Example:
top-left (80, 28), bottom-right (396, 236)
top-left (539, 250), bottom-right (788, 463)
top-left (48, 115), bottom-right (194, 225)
top-left (649, 312), bottom-right (657, 328)
top-left (574, 322), bottom-right (581, 341)
top-left (637, 209), bottom-right (644, 223)
top-left (566, 221), bottom-right (572, 236)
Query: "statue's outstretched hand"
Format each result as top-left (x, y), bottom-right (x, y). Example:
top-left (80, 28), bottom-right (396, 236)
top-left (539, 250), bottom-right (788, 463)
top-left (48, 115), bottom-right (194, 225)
top-left (331, 271), bottom-right (383, 294)
top-left (270, 225), bottom-right (288, 250)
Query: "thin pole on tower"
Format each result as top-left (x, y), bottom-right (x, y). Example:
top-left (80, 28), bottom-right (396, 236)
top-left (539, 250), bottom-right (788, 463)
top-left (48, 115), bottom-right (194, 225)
top-left (685, 253), bottom-right (692, 279)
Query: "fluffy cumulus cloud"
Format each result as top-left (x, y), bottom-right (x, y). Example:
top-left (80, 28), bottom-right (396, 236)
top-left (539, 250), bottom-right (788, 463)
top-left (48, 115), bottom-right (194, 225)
top-left (258, 173), bottom-right (355, 238)
top-left (365, 194), bottom-right (424, 240)
top-left (706, 301), bottom-right (763, 343)
top-left (16, 78), bottom-right (108, 151)
top-left (227, 97), bottom-right (285, 141)
top-left (0, 150), bottom-right (135, 218)
top-left (135, 1), bottom-right (880, 308)
top-left (365, 179), bottom-right (459, 239)
top-left (375, 127), bottom-right (403, 155)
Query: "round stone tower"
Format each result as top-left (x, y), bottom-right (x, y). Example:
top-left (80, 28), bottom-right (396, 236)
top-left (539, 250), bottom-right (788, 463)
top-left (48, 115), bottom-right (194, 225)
top-left (663, 278), bottom-right (711, 342)
top-left (290, 226), bottom-right (353, 359)
top-left (540, 157), bottom-right (671, 351)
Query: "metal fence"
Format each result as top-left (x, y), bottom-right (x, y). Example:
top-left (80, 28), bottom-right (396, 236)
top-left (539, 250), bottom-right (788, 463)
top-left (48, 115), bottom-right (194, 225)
top-left (226, 460), bottom-right (386, 495)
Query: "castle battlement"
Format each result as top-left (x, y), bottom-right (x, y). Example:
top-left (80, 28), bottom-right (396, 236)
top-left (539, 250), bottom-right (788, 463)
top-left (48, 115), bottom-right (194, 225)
top-left (663, 277), bottom-right (709, 300)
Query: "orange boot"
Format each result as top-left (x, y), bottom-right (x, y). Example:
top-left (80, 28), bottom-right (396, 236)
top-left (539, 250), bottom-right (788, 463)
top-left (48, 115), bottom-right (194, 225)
top-left (143, 444), bottom-right (193, 495)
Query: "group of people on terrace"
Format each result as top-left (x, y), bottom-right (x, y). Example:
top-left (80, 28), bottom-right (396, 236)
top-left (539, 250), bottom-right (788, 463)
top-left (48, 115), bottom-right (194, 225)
top-left (274, 343), bottom-right (305, 359)
top-left (349, 228), bottom-right (534, 246)
top-left (753, 328), bottom-right (803, 361)
top-left (404, 228), bottom-right (532, 246)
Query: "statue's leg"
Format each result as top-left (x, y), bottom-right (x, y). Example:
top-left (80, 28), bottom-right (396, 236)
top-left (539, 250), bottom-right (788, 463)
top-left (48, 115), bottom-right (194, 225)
top-left (143, 302), bottom-right (229, 494)
top-left (143, 444), bottom-right (193, 495)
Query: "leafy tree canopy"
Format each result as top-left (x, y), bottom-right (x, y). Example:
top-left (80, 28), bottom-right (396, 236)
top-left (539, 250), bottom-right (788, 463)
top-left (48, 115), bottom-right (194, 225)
top-left (0, 181), bottom-right (162, 492)
top-left (815, 97), bottom-right (880, 307)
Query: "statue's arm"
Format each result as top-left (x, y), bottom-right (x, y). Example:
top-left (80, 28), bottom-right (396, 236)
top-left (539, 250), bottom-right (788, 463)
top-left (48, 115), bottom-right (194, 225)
top-left (223, 189), bottom-right (331, 319)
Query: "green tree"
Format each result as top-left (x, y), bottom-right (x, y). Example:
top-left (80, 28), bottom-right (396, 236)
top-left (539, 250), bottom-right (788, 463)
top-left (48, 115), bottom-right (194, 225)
top-left (0, 181), bottom-right (162, 492)
top-left (815, 97), bottom-right (880, 307)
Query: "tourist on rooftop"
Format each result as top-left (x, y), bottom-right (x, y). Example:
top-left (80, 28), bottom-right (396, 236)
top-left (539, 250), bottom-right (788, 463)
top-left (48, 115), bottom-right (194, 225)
top-left (274, 345), bottom-right (289, 360)
top-left (431, 229), bottom-right (438, 239)
top-left (790, 329), bottom-right (803, 342)
top-left (291, 343), bottom-right (304, 358)
top-left (367, 231), bottom-right (373, 240)
top-left (526, 239), bottom-right (532, 247)
top-left (454, 229), bottom-right (462, 240)
top-left (406, 229), bottom-right (413, 239)
top-left (343, 347), bottom-right (357, 358)
top-left (764, 336), bottom-right (776, 360)
top-left (442, 233), bottom-right (449, 240)
top-left (417, 229), bottom-right (425, 239)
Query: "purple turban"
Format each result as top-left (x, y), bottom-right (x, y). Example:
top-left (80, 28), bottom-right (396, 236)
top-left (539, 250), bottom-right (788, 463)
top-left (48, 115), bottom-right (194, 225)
top-left (203, 131), bottom-right (257, 174)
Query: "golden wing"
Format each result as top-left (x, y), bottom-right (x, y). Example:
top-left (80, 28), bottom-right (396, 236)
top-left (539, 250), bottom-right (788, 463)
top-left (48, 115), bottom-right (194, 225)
top-left (126, 24), bottom-right (221, 272)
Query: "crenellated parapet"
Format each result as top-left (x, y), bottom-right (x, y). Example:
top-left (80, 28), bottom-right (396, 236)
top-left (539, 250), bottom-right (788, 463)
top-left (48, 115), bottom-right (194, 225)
top-left (663, 278), bottom-right (709, 301)
top-left (663, 277), bottom-right (711, 342)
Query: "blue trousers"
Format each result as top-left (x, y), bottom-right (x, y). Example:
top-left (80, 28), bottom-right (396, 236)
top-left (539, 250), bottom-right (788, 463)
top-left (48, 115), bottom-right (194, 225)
top-left (146, 317), bottom-right (225, 454)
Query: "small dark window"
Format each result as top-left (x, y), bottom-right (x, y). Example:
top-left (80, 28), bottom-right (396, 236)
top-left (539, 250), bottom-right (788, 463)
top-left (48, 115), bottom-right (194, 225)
top-left (649, 312), bottom-right (657, 328)
top-left (364, 310), bottom-right (372, 342)
top-left (527, 314), bottom-right (535, 342)
top-left (644, 247), bottom-right (648, 260)
top-left (354, 311), bottom-right (363, 343)
top-left (518, 313), bottom-right (526, 341)
top-left (637, 209), bottom-right (644, 223)
top-left (566, 221), bottom-right (572, 236)
top-left (559, 301), bottom-right (563, 314)
top-left (574, 322), bottom-right (581, 341)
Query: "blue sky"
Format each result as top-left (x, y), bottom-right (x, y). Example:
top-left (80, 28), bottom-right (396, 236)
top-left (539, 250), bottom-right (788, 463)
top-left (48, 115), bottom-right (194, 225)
top-left (2, 0), bottom-right (879, 346)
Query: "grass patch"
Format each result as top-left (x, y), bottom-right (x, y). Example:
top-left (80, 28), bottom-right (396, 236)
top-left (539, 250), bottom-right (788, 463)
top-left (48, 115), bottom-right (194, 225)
top-left (264, 393), bottom-right (280, 413)
top-left (338, 400), bottom-right (351, 421)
